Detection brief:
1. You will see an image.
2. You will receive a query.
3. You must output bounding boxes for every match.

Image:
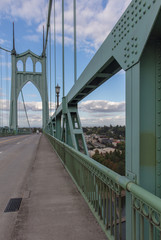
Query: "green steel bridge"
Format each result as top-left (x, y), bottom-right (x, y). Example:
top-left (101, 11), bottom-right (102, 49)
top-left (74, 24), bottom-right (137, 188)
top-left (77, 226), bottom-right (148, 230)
top-left (0, 0), bottom-right (161, 239)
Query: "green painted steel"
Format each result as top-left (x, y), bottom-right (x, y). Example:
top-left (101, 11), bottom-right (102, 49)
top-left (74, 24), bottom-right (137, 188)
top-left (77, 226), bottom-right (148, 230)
top-left (50, 0), bottom-right (161, 110)
top-left (45, 2), bottom-right (161, 239)
top-left (10, 50), bottom-right (49, 130)
top-left (8, 0), bottom-right (161, 238)
top-left (45, 132), bottom-right (161, 240)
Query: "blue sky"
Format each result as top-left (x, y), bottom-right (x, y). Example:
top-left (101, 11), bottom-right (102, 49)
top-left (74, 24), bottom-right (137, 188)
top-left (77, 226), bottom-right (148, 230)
top-left (0, 0), bottom-right (131, 127)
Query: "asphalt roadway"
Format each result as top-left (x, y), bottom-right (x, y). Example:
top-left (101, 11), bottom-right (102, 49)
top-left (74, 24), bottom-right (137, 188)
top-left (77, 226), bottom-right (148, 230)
top-left (0, 134), bottom-right (41, 240)
top-left (0, 134), bottom-right (107, 240)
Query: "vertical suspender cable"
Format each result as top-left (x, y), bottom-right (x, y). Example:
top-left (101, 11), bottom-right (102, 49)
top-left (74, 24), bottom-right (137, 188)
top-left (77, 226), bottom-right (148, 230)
top-left (20, 90), bottom-right (31, 130)
top-left (49, 26), bottom-right (52, 117)
top-left (46, 38), bottom-right (49, 115)
top-left (62, 0), bottom-right (65, 97)
top-left (74, 0), bottom-right (77, 83)
top-left (5, 51), bottom-right (9, 126)
top-left (54, 0), bottom-right (57, 112)
top-left (0, 49), bottom-right (2, 127)
top-left (0, 50), bottom-right (3, 127)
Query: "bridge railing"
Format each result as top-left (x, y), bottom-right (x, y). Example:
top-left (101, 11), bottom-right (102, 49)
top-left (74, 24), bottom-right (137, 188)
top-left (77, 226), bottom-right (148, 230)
top-left (45, 133), bottom-right (161, 240)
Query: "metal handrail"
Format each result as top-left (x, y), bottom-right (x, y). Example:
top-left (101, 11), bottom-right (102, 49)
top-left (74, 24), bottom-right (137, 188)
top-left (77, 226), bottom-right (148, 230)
top-left (45, 132), bottom-right (161, 239)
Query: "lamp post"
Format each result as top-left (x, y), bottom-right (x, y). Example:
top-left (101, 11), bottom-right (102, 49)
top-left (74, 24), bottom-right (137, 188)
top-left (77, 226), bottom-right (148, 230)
top-left (55, 84), bottom-right (60, 109)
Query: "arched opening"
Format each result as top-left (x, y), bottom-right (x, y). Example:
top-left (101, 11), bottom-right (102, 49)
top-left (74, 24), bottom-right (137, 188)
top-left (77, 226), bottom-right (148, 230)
top-left (17, 82), bottom-right (42, 130)
top-left (26, 57), bottom-right (33, 72)
top-left (78, 69), bottom-right (125, 175)
top-left (17, 60), bottom-right (24, 71)
top-left (35, 61), bottom-right (42, 73)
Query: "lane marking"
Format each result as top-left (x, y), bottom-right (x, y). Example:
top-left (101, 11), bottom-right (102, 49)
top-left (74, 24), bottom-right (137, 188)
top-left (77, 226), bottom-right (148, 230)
top-left (0, 136), bottom-right (29, 144)
top-left (17, 142), bottom-right (21, 145)
top-left (0, 152), bottom-right (2, 154)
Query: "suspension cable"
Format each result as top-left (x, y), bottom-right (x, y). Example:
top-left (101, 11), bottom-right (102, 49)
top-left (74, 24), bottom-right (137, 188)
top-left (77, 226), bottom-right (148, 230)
top-left (49, 25), bottom-right (52, 117)
top-left (5, 51), bottom-right (9, 126)
top-left (0, 46), bottom-right (11, 53)
top-left (73, 0), bottom-right (77, 83)
top-left (20, 90), bottom-right (31, 130)
top-left (62, 0), bottom-right (65, 97)
top-left (43, 0), bottom-right (53, 56)
top-left (54, 0), bottom-right (57, 113)
top-left (0, 49), bottom-right (2, 127)
top-left (0, 49), bottom-right (3, 127)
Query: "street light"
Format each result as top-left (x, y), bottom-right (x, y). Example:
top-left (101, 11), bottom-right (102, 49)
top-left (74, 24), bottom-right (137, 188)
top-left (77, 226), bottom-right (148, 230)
top-left (55, 84), bottom-right (60, 109)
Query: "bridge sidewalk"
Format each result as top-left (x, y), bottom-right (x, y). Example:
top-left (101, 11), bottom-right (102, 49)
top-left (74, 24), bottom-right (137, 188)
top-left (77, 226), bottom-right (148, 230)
top-left (11, 134), bottom-right (107, 240)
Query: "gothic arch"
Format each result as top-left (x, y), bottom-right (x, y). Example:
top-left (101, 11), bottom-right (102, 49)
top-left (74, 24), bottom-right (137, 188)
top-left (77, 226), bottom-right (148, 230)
top-left (10, 50), bottom-right (49, 129)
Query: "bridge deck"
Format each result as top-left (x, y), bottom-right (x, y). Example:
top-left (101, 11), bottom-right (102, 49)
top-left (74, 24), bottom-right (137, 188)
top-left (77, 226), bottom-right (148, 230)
top-left (11, 134), bottom-right (106, 240)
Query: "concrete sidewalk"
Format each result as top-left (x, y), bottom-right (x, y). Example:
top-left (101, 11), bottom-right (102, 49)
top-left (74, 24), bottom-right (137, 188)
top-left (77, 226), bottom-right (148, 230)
top-left (11, 134), bottom-right (107, 240)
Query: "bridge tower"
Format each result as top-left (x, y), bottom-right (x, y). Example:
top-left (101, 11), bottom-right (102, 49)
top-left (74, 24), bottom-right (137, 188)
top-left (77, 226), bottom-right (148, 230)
top-left (9, 23), bottom-right (49, 131)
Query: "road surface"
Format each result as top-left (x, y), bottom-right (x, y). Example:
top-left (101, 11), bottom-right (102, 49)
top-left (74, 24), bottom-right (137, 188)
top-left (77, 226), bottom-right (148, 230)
top-left (0, 134), bottom-right (107, 240)
top-left (0, 134), bottom-right (41, 240)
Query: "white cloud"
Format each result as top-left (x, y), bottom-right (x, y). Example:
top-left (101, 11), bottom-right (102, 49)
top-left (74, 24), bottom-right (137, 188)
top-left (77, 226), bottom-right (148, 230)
top-left (0, 0), bottom-right (131, 54)
top-left (24, 34), bottom-right (40, 43)
top-left (80, 115), bottom-right (125, 127)
top-left (0, 61), bottom-right (11, 68)
top-left (46, 0), bottom-right (132, 53)
top-left (0, 38), bottom-right (5, 45)
top-left (78, 99), bottom-right (125, 126)
top-left (0, 0), bottom-right (48, 24)
top-left (79, 100), bottom-right (125, 113)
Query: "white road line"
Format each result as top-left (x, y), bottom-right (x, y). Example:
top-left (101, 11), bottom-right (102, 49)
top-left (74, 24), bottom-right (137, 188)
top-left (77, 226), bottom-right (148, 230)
top-left (0, 152), bottom-right (2, 154)
top-left (17, 142), bottom-right (21, 145)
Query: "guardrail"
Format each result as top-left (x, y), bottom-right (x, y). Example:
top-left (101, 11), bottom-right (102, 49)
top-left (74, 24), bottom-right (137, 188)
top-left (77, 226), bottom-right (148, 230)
top-left (45, 133), bottom-right (161, 240)
top-left (0, 128), bottom-right (31, 137)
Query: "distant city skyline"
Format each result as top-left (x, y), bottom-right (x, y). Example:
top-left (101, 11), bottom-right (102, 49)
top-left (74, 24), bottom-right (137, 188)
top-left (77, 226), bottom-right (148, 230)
top-left (0, 0), bottom-right (131, 127)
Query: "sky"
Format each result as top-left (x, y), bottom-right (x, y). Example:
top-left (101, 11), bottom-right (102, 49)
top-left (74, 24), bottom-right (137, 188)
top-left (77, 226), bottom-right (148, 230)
top-left (0, 0), bottom-right (131, 128)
